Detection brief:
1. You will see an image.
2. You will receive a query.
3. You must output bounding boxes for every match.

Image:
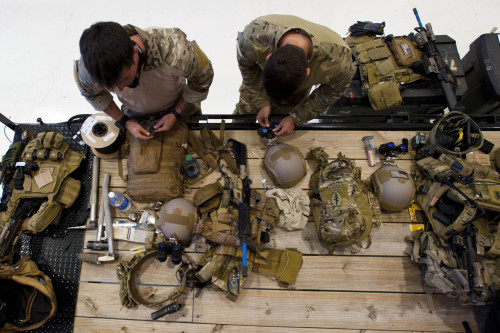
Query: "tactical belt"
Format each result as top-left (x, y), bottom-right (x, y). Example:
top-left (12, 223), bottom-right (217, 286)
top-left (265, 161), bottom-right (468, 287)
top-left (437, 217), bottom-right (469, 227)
top-left (117, 250), bottom-right (195, 308)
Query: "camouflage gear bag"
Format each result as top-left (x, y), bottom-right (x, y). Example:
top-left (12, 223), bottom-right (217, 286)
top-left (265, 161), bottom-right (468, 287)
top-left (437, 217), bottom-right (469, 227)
top-left (308, 148), bottom-right (382, 253)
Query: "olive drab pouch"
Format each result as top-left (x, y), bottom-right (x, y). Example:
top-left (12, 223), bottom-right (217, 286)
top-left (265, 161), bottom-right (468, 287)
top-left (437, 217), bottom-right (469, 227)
top-left (126, 121), bottom-right (188, 202)
top-left (0, 256), bottom-right (57, 331)
top-left (308, 148), bottom-right (381, 253)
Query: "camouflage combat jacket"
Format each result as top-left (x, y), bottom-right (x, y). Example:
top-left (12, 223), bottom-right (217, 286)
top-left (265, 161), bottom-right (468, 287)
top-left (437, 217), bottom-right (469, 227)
top-left (74, 25), bottom-right (214, 114)
top-left (237, 14), bottom-right (355, 125)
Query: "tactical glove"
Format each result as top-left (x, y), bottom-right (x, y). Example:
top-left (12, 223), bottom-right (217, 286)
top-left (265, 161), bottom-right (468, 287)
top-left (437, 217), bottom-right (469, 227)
top-left (349, 21), bottom-right (386, 37)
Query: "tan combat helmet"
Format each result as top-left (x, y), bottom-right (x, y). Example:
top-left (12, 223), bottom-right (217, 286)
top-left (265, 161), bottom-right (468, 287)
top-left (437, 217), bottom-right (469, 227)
top-left (371, 164), bottom-right (415, 211)
top-left (263, 143), bottom-right (307, 188)
top-left (159, 198), bottom-right (197, 243)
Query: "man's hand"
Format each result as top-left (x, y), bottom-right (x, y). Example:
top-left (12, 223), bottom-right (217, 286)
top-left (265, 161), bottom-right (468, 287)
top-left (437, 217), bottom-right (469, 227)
top-left (126, 121), bottom-right (154, 140)
top-left (153, 112), bottom-right (176, 133)
top-left (273, 116), bottom-right (295, 137)
top-left (256, 105), bottom-right (272, 127)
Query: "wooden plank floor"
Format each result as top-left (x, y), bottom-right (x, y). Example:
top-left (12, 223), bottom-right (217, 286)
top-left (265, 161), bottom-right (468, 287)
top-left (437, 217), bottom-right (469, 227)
top-left (74, 129), bottom-right (498, 333)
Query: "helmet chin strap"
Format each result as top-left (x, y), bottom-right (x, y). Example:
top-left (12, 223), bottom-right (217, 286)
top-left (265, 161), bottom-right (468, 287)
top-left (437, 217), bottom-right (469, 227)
top-left (127, 41), bottom-right (144, 88)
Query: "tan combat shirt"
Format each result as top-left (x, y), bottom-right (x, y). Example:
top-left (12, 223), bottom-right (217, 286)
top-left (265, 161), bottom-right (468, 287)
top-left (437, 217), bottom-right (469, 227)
top-left (237, 14), bottom-right (355, 124)
top-left (75, 25), bottom-right (214, 114)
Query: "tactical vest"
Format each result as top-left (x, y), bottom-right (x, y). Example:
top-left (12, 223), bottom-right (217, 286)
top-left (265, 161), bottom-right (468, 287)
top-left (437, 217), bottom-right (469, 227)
top-left (0, 256), bottom-right (57, 331)
top-left (345, 34), bottom-right (425, 110)
top-left (407, 229), bottom-right (500, 305)
top-left (415, 155), bottom-right (500, 240)
top-left (126, 121), bottom-right (188, 202)
top-left (194, 183), bottom-right (280, 248)
top-left (0, 132), bottom-right (84, 236)
top-left (308, 148), bottom-right (382, 253)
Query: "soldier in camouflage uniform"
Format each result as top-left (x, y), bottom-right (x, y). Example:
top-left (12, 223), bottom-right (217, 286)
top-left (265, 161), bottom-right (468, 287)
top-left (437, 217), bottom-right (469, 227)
top-left (75, 22), bottom-right (214, 140)
top-left (234, 15), bottom-right (355, 136)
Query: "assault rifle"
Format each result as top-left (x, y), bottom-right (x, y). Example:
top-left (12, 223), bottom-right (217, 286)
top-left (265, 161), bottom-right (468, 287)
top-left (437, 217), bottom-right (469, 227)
top-left (413, 8), bottom-right (461, 111)
top-left (0, 141), bottom-right (26, 212)
top-left (219, 138), bottom-right (252, 277)
top-left (0, 198), bottom-right (45, 260)
top-left (450, 226), bottom-right (483, 304)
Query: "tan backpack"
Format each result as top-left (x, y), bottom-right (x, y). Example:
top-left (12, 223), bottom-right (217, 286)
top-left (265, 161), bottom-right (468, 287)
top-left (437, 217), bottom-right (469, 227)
top-left (0, 256), bottom-right (57, 331)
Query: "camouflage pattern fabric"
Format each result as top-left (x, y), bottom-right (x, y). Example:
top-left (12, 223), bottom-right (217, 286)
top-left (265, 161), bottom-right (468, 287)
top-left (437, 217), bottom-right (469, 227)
top-left (234, 15), bottom-right (355, 125)
top-left (308, 148), bottom-right (381, 253)
top-left (75, 24), bottom-right (214, 114)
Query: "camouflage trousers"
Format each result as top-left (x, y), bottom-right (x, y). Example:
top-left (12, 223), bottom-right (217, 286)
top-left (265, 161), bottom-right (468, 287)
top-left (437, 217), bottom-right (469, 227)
top-left (232, 84), bottom-right (306, 123)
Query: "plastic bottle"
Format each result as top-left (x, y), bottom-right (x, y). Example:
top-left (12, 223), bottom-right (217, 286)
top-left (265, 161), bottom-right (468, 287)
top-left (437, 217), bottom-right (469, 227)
top-left (108, 191), bottom-right (131, 211)
top-left (183, 155), bottom-right (200, 178)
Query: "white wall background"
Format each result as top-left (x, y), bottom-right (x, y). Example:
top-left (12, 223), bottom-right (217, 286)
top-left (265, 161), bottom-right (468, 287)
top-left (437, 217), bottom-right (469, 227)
top-left (0, 0), bottom-right (498, 150)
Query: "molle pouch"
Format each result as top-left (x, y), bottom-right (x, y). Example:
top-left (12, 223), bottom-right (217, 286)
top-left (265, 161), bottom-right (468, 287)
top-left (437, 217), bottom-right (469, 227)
top-left (53, 177), bottom-right (81, 208)
top-left (366, 59), bottom-right (396, 85)
top-left (24, 201), bottom-right (63, 234)
top-left (193, 182), bottom-right (223, 214)
top-left (358, 43), bottom-right (391, 64)
top-left (353, 38), bottom-right (384, 52)
top-left (128, 134), bottom-right (162, 174)
top-left (127, 121), bottom-right (188, 202)
top-left (389, 37), bottom-right (424, 67)
top-left (367, 79), bottom-right (402, 110)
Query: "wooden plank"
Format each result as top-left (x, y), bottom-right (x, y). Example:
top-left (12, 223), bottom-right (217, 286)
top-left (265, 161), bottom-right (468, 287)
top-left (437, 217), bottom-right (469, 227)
top-left (80, 254), bottom-right (424, 293)
top-left (75, 284), bottom-right (488, 331)
top-left (75, 283), bottom-right (193, 321)
top-left (83, 222), bottom-right (416, 256)
top-left (73, 317), bottom-right (439, 333)
top-left (192, 288), bottom-right (488, 332)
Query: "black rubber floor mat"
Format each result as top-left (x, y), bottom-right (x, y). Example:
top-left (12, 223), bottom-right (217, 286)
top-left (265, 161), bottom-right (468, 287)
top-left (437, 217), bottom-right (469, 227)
top-left (10, 118), bottom-right (92, 333)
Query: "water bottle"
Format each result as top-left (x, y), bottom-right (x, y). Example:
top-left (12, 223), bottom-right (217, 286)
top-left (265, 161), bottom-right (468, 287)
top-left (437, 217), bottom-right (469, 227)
top-left (183, 155), bottom-right (200, 178)
top-left (108, 191), bottom-right (131, 211)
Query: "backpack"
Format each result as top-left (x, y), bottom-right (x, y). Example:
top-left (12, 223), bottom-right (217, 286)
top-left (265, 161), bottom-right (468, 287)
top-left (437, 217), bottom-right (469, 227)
top-left (308, 148), bottom-right (382, 253)
top-left (0, 256), bottom-right (57, 331)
